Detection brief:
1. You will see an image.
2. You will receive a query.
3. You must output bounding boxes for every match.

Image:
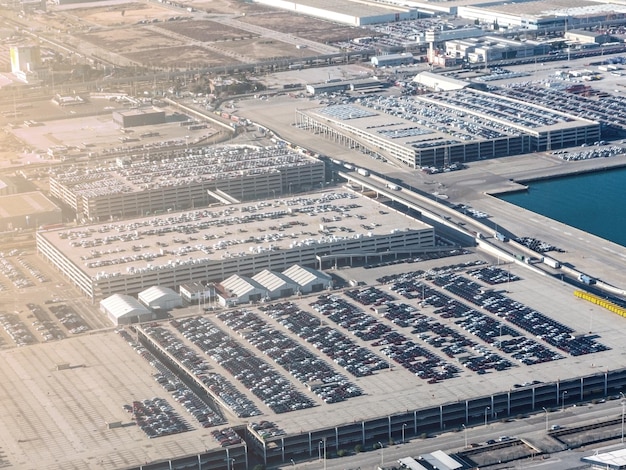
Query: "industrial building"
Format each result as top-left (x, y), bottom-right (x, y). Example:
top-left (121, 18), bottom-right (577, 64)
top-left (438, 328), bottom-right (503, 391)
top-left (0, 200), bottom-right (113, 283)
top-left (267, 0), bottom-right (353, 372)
top-left (306, 78), bottom-right (384, 96)
top-left (295, 88), bottom-right (600, 168)
top-left (179, 281), bottom-right (214, 304)
top-left (36, 190), bottom-right (435, 300)
top-left (99, 294), bottom-right (153, 325)
top-left (138, 286), bottom-right (183, 311)
top-left (412, 72), bottom-right (469, 91)
top-left (251, 0), bottom-right (418, 26)
top-left (581, 448), bottom-right (626, 469)
top-left (371, 53), bottom-right (414, 68)
top-left (251, 269), bottom-right (298, 299)
top-left (112, 108), bottom-right (166, 128)
top-left (218, 275), bottom-right (266, 306)
top-left (48, 145), bottom-right (325, 221)
top-left (282, 264), bottom-right (332, 293)
top-left (443, 36), bottom-right (549, 63)
top-left (0, 191), bottom-right (62, 232)
top-left (455, 0), bottom-right (626, 31)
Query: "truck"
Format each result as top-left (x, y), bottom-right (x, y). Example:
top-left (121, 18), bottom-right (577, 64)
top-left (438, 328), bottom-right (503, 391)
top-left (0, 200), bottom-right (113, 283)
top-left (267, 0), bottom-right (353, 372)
top-left (386, 183), bottom-right (400, 191)
top-left (494, 232), bottom-right (508, 242)
top-left (542, 256), bottom-right (561, 269)
top-left (356, 168), bottom-right (370, 177)
top-left (578, 274), bottom-right (595, 285)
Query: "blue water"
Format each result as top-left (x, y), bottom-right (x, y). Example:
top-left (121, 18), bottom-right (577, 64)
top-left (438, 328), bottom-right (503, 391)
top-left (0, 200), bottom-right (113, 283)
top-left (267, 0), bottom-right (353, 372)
top-left (498, 167), bottom-right (626, 248)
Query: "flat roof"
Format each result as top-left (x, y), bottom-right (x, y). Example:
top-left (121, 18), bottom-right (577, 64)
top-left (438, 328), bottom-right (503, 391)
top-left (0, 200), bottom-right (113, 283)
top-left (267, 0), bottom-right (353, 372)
top-left (0, 191), bottom-right (60, 218)
top-left (469, 0), bottom-right (626, 17)
top-left (265, 0), bottom-right (411, 17)
top-left (3, 246), bottom-right (624, 468)
top-left (49, 145), bottom-right (318, 199)
top-left (37, 190), bottom-right (433, 279)
top-left (303, 89), bottom-right (595, 153)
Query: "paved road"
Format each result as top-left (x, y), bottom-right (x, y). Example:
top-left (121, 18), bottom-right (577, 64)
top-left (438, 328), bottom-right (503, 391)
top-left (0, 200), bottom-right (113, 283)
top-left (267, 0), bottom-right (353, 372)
top-left (276, 399), bottom-right (626, 469)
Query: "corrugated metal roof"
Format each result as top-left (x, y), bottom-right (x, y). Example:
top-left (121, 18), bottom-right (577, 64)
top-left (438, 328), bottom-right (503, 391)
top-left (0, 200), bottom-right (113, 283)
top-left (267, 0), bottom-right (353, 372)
top-left (138, 286), bottom-right (179, 303)
top-left (100, 294), bottom-right (150, 319)
top-left (221, 275), bottom-right (264, 297)
top-left (252, 270), bottom-right (296, 293)
top-left (282, 264), bottom-right (332, 286)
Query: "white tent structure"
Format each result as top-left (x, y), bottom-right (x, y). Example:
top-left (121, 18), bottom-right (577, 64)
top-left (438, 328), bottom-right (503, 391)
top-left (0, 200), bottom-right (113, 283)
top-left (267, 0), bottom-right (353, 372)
top-left (100, 294), bottom-right (152, 325)
top-left (252, 269), bottom-right (298, 299)
top-left (138, 286), bottom-right (182, 311)
top-left (218, 275), bottom-right (265, 306)
top-left (282, 264), bottom-right (332, 294)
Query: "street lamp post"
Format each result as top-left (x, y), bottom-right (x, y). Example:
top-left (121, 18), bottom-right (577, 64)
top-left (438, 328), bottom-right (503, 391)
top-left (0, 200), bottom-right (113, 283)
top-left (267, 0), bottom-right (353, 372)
top-left (484, 406), bottom-right (490, 427)
top-left (377, 441), bottom-right (384, 468)
top-left (318, 441), bottom-right (322, 462)
top-left (402, 423), bottom-right (407, 444)
top-left (621, 400), bottom-right (626, 444)
top-left (462, 424), bottom-right (467, 448)
top-left (323, 438), bottom-right (327, 470)
top-left (562, 391), bottom-right (568, 411)
top-left (619, 392), bottom-right (626, 444)
top-left (543, 407), bottom-right (549, 431)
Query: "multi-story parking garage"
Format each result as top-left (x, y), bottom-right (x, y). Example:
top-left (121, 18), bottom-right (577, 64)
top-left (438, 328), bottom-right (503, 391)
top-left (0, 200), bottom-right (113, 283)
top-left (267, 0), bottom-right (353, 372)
top-left (36, 190), bottom-right (435, 300)
top-left (48, 145), bottom-right (325, 221)
top-left (295, 88), bottom-right (600, 168)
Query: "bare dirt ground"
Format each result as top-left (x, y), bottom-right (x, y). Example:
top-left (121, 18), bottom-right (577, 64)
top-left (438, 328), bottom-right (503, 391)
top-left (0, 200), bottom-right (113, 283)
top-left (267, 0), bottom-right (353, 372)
top-left (78, 27), bottom-right (184, 54)
top-left (237, 11), bottom-right (359, 43)
top-left (41, 0), bottom-right (358, 68)
top-left (216, 37), bottom-right (301, 61)
top-left (157, 19), bottom-right (258, 42)
top-left (69, 2), bottom-right (183, 27)
top-left (0, 132), bottom-right (26, 169)
top-left (124, 44), bottom-right (239, 67)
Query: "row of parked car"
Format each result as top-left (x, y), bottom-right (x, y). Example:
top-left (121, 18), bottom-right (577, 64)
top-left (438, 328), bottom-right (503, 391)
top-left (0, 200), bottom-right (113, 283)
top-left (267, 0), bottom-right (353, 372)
top-left (117, 328), bottom-right (227, 432)
top-left (218, 308), bottom-right (362, 404)
top-left (125, 397), bottom-right (192, 439)
top-left (172, 316), bottom-right (315, 414)
top-left (434, 272), bottom-right (609, 357)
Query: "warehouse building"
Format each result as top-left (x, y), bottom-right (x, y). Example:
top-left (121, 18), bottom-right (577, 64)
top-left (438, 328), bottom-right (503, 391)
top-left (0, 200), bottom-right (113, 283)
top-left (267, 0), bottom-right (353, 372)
top-left (138, 286), bottom-right (183, 311)
top-left (112, 108), bottom-right (166, 128)
top-left (252, 270), bottom-right (298, 299)
top-left (282, 264), bottom-right (332, 293)
top-left (49, 145), bottom-right (324, 221)
top-left (413, 72), bottom-right (469, 91)
top-left (99, 294), bottom-right (152, 325)
top-left (179, 281), bottom-right (214, 304)
top-left (0, 191), bottom-right (62, 232)
top-left (218, 275), bottom-right (266, 306)
top-left (251, 0), bottom-right (418, 26)
top-left (295, 89), bottom-right (600, 168)
top-left (36, 190), bottom-right (435, 300)
top-left (371, 53), bottom-right (414, 68)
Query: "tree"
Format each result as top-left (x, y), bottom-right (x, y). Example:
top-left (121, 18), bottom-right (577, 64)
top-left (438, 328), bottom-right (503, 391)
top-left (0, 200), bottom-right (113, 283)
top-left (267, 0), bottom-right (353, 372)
top-left (354, 444), bottom-right (364, 453)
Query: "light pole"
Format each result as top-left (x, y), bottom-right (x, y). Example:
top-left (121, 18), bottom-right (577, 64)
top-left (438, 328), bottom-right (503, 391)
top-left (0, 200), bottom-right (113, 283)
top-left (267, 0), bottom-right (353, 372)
top-left (377, 441), bottom-right (384, 468)
top-left (225, 458), bottom-right (235, 470)
top-left (561, 390), bottom-right (568, 411)
top-left (318, 440), bottom-right (322, 462)
top-left (290, 458), bottom-right (296, 468)
top-left (621, 400), bottom-right (626, 444)
top-left (619, 392), bottom-right (626, 444)
top-left (462, 424), bottom-right (467, 448)
top-left (402, 423), bottom-right (407, 444)
top-left (543, 407), bottom-right (549, 431)
top-left (323, 438), bottom-right (327, 470)
top-left (484, 406), bottom-right (490, 427)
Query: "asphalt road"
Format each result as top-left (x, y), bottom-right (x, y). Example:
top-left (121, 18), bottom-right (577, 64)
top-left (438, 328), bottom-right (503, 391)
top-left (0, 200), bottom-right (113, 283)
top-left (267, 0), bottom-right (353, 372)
top-left (276, 399), bottom-right (626, 470)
